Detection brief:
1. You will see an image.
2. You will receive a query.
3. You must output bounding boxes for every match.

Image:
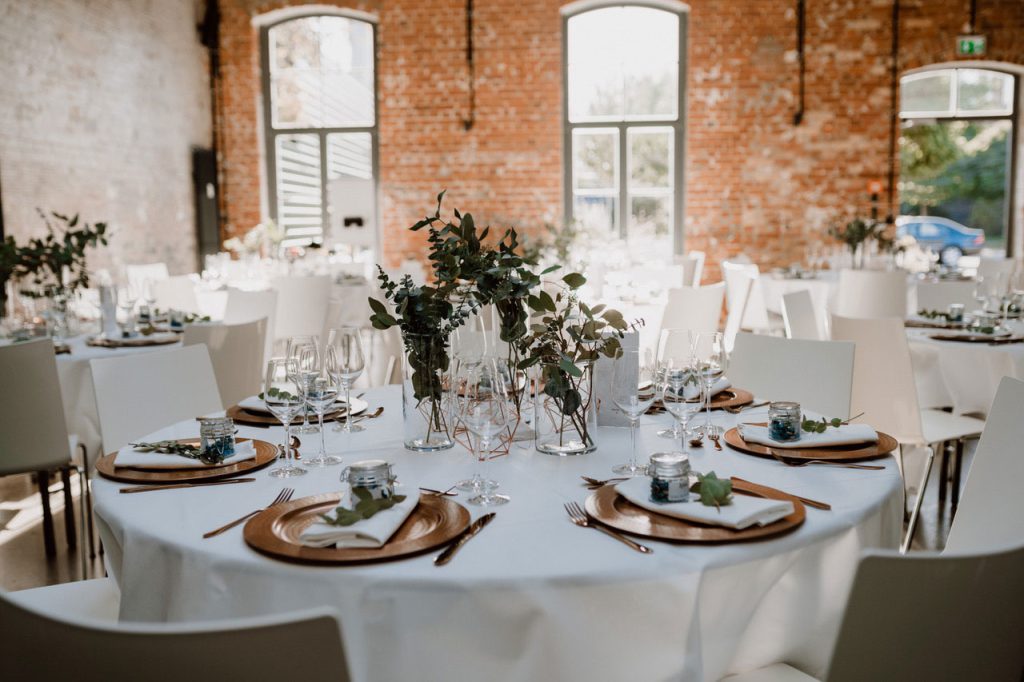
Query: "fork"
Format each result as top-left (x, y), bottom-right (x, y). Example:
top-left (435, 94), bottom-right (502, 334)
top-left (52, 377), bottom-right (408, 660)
top-left (202, 488), bottom-right (295, 538)
top-left (707, 426), bottom-right (723, 451)
top-left (563, 502), bottom-right (652, 554)
top-left (581, 475), bottom-right (629, 489)
top-left (769, 451), bottom-right (885, 470)
top-left (724, 400), bottom-right (770, 414)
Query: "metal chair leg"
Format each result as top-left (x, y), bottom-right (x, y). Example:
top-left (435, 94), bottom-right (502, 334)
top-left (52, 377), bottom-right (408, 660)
top-left (60, 466), bottom-right (76, 550)
top-left (938, 443), bottom-right (949, 508)
top-left (951, 438), bottom-right (965, 515)
top-left (78, 443), bottom-right (97, 560)
top-left (897, 443), bottom-right (909, 521)
top-left (37, 471), bottom-right (56, 558)
top-left (901, 444), bottom-right (936, 554)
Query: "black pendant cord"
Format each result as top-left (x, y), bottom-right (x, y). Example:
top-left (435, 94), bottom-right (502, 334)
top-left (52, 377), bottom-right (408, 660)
top-left (969, 0), bottom-right (978, 32)
top-left (199, 0), bottom-right (225, 235)
top-left (0, 158), bottom-right (5, 240)
top-left (793, 0), bottom-right (806, 126)
top-left (886, 0), bottom-right (900, 224)
top-left (462, 0), bottom-right (476, 131)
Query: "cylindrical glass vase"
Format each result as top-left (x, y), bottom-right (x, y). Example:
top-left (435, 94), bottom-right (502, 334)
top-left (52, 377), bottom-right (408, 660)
top-left (401, 332), bottom-right (454, 451)
top-left (534, 363), bottom-right (596, 456)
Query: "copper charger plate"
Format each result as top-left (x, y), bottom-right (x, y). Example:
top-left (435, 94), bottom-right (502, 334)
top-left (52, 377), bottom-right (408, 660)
top-left (653, 387), bottom-right (754, 412)
top-left (243, 493), bottom-right (471, 565)
top-left (95, 438), bottom-right (278, 484)
top-left (86, 333), bottom-right (179, 348)
top-left (584, 480), bottom-right (805, 543)
top-left (904, 319), bottom-right (966, 330)
top-left (929, 333), bottom-right (1024, 344)
top-left (226, 404), bottom-right (348, 427)
top-left (723, 427), bottom-right (898, 462)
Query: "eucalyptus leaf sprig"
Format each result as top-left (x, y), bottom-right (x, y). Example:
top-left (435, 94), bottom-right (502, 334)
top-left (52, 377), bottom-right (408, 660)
top-left (319, 487), bottom-right (407, 527)
top-left (801, 412), bottom-right (865, 434)
top-left (258, 386), bottom-right (300, 402)
top-left (130, 440), bottom-right (227, 465)
top-left (917, 308), bottom-right (951, 320)
top-left (690, 471), bottom-right (733, 509)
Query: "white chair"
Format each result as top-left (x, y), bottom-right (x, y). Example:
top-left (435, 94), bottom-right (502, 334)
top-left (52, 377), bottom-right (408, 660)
top-left (222, 288), bottom-right (278, 369)
top-left (150, 275), bottom-right (201, 315)
top-left (124, 262), bottom-right (169, 294)
top-left (677, 250), bottom-right (705, 287)
top-left (270, 274), bottom-right (331, 342)
top-left (830, 314), bottom-right (985, 551)
top-left (976, 256), bottom-right (1015, 282)
top-left (914, 280), bottom-right (976, 312)
top-left (721, 542), bottom-right (1024, 682)
top-left (728, 333), bottom-right (855, 417)
top-left (834, 269), bottom-right (906, 318)
top-left (1, 578), bottom-right (351, 682)
top-left (780, 290), bottom-right (822, 340)
top-left (660, 283), bottom-right (724, 337)
top-left (90, 345), bottom-right (223, 453)
top-left (183, 320), bottom-right (267, 408)
top-left (722, 261), bottom-right (774, 351)
top-left (0, 339), bottom-right (81, 560)
top-left (944, 377), bottom-right (1024, 554)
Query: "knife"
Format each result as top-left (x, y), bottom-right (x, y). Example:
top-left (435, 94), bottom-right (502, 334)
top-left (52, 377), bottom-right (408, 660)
top-left (434, 513), bottom-right (496, 566)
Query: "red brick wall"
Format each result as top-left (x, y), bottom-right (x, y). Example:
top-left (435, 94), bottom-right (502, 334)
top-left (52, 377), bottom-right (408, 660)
top-left (217, 0), bottom-right (1024, 275)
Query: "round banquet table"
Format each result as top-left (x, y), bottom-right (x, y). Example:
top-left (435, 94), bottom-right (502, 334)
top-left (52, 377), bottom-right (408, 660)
top-left (93, 386), bottom-right (902, 682)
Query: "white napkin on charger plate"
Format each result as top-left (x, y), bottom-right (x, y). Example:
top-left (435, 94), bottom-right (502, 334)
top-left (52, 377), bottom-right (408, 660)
top-left (738, 422), bottom-right (878, 449)
top-left (236, 394), bottom-right (366, 415)
top-left (299, 491), bottom-right (419, 549)
top-left (667, 377), bottom-right (731, 401)
top-left (115, 440), bottom-right (255, 470)
top-left (615, 477), bottom-right (793, 530)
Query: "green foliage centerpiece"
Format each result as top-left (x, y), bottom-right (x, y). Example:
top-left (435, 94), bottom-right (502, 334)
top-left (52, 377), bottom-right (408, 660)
top-left (827, 217), bottom-right (893, 270)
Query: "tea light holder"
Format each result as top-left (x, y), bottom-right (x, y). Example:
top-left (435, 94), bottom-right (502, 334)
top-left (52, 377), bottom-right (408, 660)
top-left (647, 452), bottom-right (691, 503)
top-left (768, 402), bottom-right (802, 442)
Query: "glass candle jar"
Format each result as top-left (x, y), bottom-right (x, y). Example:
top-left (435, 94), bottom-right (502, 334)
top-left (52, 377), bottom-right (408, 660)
top-left (169, 310), bottom-right (185, 330)
top-left (768, 401), bottom-right (802, 442)
top-left (947, 303), bottom-right (964, 323)
top-left (341, 459), bottom-right (397, 500)
top-left (199, 417), bottom-right (236, 461)
top-left (137, 304), bottom-right (152, 324)
top-left (647, 452), bottom-right (691, 503)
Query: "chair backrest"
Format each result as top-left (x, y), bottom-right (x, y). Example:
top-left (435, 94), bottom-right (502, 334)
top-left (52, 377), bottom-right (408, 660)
top-left (834, 269), bottom-right (907, 318)
top-left (0, 339), bottom-right (71, 475)
top-left (151, 275), bottom-right (201, 315)
top-left (125, 263), bottom-right (169, 294)
top-left (944, 377), bottom-right (1024, 554)
top-left (270, 275), bottom-right (331, 341)
top-left (722, 260), bottom-right (769, 338)
top-left (780, 289), bottom-right (822, 340)
top-left (914, 280), bottom-right (976, 312)
top-left (677, 251), bottom-right (705, 287)
top-left (824, 544), bottom-right (1024, 682)
top-left (661, 283), bottom-right (724, 337)
top-left (183, 320), bottom-right (267, 408)
top-left (90, 345), bottom-right (223, 453)
top-left (222, 288), bottom-right (277, 368)
top-left (728, 333), bottom-right (855, 416)
top-left (0, 593), bottom-right (350, 682)
top-left (976, 256), bottom-right (1015, 282)
top-left (830, 314), bottom-right (924, 443)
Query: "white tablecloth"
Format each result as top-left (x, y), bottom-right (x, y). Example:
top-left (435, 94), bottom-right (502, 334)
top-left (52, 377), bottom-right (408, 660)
top-left (94, 386), bottom-right (902, 682)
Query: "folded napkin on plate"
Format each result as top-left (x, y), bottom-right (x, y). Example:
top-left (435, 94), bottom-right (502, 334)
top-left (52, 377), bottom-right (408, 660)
top-left (237, 394), bottom-right (348, 414)
top-left (669, 377), bottom-right (731, 401)
top-left (615, 477), bottom-right (793, 530)
top-left (738, 422), bottom-right (878, 449)
top-left (299, 492), bottom-right (419, 549)
top-left (115, 440), bottom-right (256, 469)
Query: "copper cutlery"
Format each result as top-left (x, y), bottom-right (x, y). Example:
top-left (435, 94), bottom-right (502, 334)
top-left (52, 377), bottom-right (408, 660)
top-left (434, 512), bottom-right (496, 565)
top-left (581, 475), bottom-right (629, 490)
top-left (768, 450), bottom-right (885, 470)
top-left (564, 501), bottom-right (652, 554)
top-left (724, 400), bottom-right (770, 414)
top-left (730, 476), bottom-right (832, 510)
top-left (419, 485), bottom-right (459, 497)
top-left (202, 487), bottom-right (295, 538)
top-left (120, 478), bottom-right (256, 494)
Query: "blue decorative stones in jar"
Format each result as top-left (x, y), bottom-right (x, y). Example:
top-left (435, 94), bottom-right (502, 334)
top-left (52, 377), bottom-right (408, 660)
top-left (768, 401), bottom-right (802, 442)
top-left (198, 416), bottom-right (236, 462)
top-left (647, 452), bottom-right (692, 503)
top-left (947, 303), bottom-right (964, 323)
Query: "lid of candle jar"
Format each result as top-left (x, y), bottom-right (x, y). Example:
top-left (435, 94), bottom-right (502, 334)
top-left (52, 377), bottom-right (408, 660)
top-left (342, 459), bottom-right (394, 485)
top-left (647, 452), bottom-right (690, 478)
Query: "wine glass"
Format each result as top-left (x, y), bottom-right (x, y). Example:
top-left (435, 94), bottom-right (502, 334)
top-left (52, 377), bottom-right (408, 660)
top-left (611, 347), bottom-right (657, 476)
top-left (460, 360), bottom-right (511, 506)
top-left (286, 335), bottom-right (321, 434)
top-left (264, 358), bottom-right (307, 478)
top-left (325, 327), bottom-right (366, 433)
top-left (656, 329), bottom-right (700, 441)
top-left (692, 331), bottom-right (728, 438)
top-left (304, 350), bottom-right (343, 467)
top-left (116, 285), bottom-right (138, 336)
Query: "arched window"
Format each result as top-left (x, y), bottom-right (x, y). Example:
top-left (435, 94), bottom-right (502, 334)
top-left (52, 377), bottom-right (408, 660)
top-left (899, 68), bottom-right (1016, 257)
top-left (562, 2), bottom-right (688, 255)
top-left (260, 13), bottom-right (377, 248)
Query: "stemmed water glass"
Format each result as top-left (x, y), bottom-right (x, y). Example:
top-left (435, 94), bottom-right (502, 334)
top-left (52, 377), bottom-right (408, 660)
top-left (325, 327), bottom-right (366, 433)
top-left (656, 329), bottom-right (700, 441)
top-left (692, 331), bottom-right (728, 437)
top-left (287, 335), bottom-right (321, 434)
top-left (459, 359), bottom-right (511, 506)
top-left (304, 348), bottom-right (343, 467)
top-left (264, 358), bottom-right (307, 478)
top-left (116, 285), bottom-right (138, 336)
top-left (611, 347), bottom-right (657, 476)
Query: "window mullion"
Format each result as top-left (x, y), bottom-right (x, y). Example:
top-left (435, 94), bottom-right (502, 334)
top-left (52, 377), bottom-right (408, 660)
top-left (619, 123), bottom-right (628, 239)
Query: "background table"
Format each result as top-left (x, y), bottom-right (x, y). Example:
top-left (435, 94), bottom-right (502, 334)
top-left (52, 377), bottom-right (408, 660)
top-left (94, 387), bottom-right (902, 682)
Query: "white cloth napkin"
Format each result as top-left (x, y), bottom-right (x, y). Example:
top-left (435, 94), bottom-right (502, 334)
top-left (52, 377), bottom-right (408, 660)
top-left (738, 422), bottom-right (878, 449)
top-left (673, 377), bottom-right (731, 401)
top-left (237, 394), bottom-right (362, 414)
top-left (116, 440), bottom-right (255, 470)
top-left (299, 491), bottom-right (419, 549)
top-left (615, 477), bottom-right (793, 530)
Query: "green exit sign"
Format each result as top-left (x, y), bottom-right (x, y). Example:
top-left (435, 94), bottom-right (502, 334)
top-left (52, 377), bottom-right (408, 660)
top-left (957, 35), bottom-right (986, 56)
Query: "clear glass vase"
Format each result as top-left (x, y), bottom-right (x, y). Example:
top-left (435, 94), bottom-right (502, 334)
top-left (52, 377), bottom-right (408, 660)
top-left (401, 332), bottom-right (454, 451)
top-left (534, 363), bottom-right (596, 456)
